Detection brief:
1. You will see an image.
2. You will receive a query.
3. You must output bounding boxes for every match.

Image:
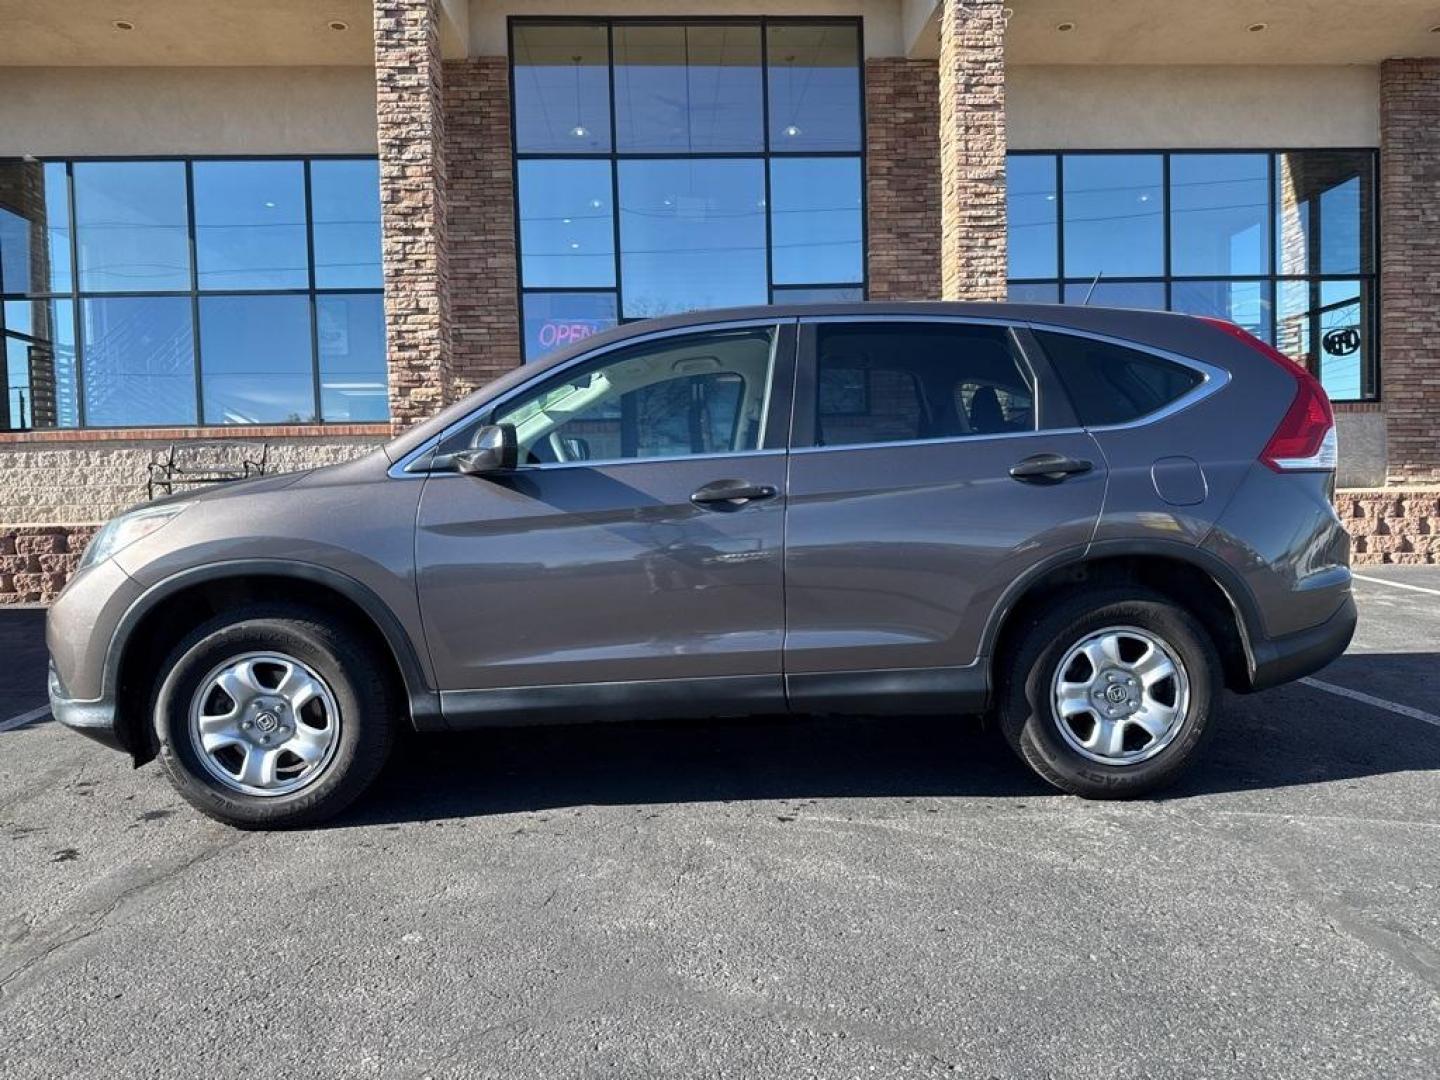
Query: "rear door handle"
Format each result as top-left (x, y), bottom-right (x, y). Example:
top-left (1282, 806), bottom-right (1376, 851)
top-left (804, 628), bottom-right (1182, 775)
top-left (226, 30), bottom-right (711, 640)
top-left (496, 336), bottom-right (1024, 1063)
top-left (690, 479), bottom-right (778, 510)
top-left (1009, 453), bottom-right (1094, 483)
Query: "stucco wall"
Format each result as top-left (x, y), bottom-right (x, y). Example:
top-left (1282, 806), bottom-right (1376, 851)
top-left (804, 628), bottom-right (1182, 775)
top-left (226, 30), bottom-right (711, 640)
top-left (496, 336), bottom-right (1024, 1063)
top-left (0, 67), bottom-right (378, 156)
top-left (1008, 65), bottom-right (1379, 150)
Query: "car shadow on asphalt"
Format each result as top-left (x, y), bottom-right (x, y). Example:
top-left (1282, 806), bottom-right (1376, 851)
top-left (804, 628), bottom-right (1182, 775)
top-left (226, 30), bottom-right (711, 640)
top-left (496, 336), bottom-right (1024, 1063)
top-left (344, 671), bottom-right (1440, 826)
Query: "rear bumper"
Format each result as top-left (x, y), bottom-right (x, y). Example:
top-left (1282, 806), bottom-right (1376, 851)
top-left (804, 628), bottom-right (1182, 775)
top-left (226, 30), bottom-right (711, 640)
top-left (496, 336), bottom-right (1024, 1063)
top-left (1246, 593), bottom-right (1357, 692)
top-left (47, 661), bottom-right (124, 753)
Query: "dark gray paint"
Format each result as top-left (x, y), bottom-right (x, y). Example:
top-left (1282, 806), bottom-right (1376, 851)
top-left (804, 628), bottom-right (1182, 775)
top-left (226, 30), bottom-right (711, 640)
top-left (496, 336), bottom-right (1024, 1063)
top-left (46, 301), bottom-right (1355, 756)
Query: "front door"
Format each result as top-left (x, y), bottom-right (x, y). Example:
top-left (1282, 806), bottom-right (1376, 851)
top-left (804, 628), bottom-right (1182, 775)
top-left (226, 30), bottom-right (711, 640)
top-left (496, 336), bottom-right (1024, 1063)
top-left (415, 321), bottom-right (795, 719)
top-left (782, 318), bottom-right (1108, 711)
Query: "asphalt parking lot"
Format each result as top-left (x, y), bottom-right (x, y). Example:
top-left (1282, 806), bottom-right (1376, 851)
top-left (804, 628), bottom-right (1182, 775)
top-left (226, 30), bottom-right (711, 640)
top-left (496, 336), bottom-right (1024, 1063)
top-left (2, 571), bottom-right (1438, 1079)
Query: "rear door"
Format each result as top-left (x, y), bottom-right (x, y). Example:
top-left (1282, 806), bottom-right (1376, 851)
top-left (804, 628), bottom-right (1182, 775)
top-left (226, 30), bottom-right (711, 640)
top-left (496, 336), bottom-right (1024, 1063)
top-left (782, 317), bottom-right (1107, 710)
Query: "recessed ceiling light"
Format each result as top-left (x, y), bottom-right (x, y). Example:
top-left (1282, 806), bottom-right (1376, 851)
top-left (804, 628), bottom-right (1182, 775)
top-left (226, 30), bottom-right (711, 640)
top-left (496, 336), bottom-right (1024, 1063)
top-left (328, 20), bottom-right (349, 32)
top-left (1247, 22), bottom-right (1268, 32)
top-left (1055, 22), bottom-right (1076, 32)
top-left (112, 19), bottom-right (135, 31)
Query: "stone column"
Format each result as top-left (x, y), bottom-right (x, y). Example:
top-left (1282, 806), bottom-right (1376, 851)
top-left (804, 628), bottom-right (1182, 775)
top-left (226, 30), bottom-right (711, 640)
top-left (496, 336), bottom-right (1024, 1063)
top-left (937, 0), bottom-right (1007, 302)
top-left (444, 56), bottom-right (522, 395)
top-left (865, 58), bottom-right (941, 300)
top-left (375, 0), bottom-right (452, 428)
top-left (1380, 59), bottom-right (1440, 484)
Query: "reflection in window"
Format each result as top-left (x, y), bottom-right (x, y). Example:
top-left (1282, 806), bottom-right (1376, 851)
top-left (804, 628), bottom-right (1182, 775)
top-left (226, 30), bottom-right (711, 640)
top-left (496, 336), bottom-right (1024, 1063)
top-left (311, 159), bottom-right (383, 289)
top-left (1170, 154), bottom-right (1268, 277)
top-left (1007, 282), bottom-right (1059, 304)
top-left (1171, 280), bottom-right (1272, 343)
top-left (194, 160), bottom-right (309, 291)
top-left (1063, 281), bottom-right (1166, 310)
top-left (1007, 155), bottom-right (1057, 280)
top-left (486, 327), bottom-right (777, 464)
top-left (3, 299), bottom-right (77, 429)
top-left (1063, 154), bottom-right (1163, 278)
top-left (200, 295), bottom-right (315, 424)
top-left (1276, 151), bottom-right (1373, 276)
top-left (519, 160), bottom-right (616, 288)
top-left (80, 296), bottom-right (196, 427)
top-left (512, 23), bottom-right (612, 153)
top-left (614, 25), bottom-right (762, 152)
top-left (1007, 149), bottom-right (1378, 401)
top-left (1278, 279), bottom-right (1371, 401)
top-left (767, 23), bottom-right (862, 152)
top-left (318, 293), bottom-right (388, 421)
top-left (769, 158), bottom-right (862, 285)
top-left (1, 155), bottom-right (386, 430)
top-left (772, 285), bottom-right (863, 303)
top-left (74, 161), bottom-right (191, 292)
top-left (619, 159), bottom-right (767, 317)
top-left (522, 291), bottom-right (618, 361)
top-left (0, 161), bottom-right (72, 296)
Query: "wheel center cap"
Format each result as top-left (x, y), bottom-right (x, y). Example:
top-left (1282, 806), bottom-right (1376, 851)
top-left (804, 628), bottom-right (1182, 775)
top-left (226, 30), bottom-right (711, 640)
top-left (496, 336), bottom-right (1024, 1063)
top-left (1105, 684), bottom-right (1129, 705)
top-left (255, 711), bottom-right (280, 734)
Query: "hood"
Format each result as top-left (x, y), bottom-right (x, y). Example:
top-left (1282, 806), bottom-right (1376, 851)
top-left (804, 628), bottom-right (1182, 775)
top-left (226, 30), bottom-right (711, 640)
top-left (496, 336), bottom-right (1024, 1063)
top-left (132, 467), bottom-right (314, 515)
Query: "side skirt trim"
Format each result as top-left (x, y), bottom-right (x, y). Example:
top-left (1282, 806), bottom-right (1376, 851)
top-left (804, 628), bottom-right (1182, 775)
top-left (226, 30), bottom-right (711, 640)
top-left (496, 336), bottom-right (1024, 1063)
top-left (440, 674), bottom-right (785, 728)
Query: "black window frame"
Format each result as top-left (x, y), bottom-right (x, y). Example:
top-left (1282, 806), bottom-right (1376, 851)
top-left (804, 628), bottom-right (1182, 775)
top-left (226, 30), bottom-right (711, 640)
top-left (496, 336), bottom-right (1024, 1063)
top-left (1006, 148), bottom-right (1381, 403)
top-left (0, 153), bottom-right (385, 431)
top-left (508, 15), bottom-right (869, 361)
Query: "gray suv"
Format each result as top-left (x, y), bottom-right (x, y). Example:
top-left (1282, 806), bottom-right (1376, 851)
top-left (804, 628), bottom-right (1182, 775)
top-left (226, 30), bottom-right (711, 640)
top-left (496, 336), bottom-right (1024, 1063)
top-left (47, 303), bottom-right (1356, 828)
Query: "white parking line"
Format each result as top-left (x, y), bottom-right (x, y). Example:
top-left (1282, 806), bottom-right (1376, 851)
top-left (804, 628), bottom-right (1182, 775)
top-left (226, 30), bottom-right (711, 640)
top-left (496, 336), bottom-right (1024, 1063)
top-left (0, 704), bottom-right (51, 733)
top-left (1352, 572), bottom-right (1440, 598)
top-left (1300, 677), bottom-right (1440, 730)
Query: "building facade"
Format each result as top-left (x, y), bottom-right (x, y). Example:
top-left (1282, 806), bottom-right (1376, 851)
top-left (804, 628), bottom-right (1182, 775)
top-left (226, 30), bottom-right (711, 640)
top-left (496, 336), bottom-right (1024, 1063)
top-left (2, 0), bottom-right (1439, 601)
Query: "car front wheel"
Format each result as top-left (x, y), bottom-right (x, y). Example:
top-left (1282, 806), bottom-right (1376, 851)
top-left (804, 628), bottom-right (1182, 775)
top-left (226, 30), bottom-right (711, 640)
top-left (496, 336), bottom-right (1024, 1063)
top-left (153, 604), bottom-right (396, 828)
top-left (998, 587), bottom-right (1221, 799)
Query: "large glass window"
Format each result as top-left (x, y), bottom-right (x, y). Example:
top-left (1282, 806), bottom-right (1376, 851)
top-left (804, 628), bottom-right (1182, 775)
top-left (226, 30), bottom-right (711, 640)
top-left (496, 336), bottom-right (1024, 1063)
top-left (1008, 150), bottom-right (1379, 401)
top-left (0, 156), bottom-right (385, 430)
top-left (511, 17), bottom-right (864, 361)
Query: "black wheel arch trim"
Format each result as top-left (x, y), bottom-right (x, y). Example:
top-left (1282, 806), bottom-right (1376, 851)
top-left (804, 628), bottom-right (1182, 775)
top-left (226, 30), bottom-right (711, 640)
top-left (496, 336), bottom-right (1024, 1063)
top-left (977, 538), bottom-right (1265, 691)
top-left (103, 559), bottom-right (444, 734)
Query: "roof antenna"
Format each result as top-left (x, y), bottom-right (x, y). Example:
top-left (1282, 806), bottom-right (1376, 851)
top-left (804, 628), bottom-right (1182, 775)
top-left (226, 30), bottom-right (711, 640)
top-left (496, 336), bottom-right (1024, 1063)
top-left (1082, 271), bottom-right (1104, 305)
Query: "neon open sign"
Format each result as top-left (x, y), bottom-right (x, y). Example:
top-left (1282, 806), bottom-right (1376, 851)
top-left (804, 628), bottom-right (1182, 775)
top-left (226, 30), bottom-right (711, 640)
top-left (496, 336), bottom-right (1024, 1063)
top-left (537, 320), bottom-right (607, 349)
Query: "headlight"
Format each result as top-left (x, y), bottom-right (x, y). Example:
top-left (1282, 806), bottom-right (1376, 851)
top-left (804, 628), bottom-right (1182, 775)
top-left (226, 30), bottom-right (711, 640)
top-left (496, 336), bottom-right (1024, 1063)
top-left (79, 505), bottom-right (186, 570)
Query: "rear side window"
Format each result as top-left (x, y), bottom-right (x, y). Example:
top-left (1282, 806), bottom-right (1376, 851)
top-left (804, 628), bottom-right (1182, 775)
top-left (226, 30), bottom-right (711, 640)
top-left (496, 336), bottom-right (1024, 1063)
top-left (1035, 330), bottom-right (1203, 426)
top-left (813, 323), bottom-right (1035, 448)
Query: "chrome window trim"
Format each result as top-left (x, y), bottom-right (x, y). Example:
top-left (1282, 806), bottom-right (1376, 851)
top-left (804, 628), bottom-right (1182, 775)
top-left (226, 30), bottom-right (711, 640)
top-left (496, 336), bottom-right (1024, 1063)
top-left (388, 316), bottom-right (793, 478)
top-left (425, 447), bottom-right (786, 478)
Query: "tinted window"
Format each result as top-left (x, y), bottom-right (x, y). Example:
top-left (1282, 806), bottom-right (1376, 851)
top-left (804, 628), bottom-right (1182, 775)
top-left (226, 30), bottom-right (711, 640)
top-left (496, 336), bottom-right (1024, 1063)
top-left (766, 23), bottom-right (862, 152)
top-left (512, 23), bottom-right (612, 153)
top-left (465, 326), bottom-right (778, 465)
top-left (193, 160), bottom-right (309, 290)
top-left (812, 323), bottom-right (1035, 448)
top-left (614, 24), bottom-right (763, 152)
top-left (1036, 331), bottom-right (1202, 426)
top-left (769, 157), bottom-right (863, 285)
top-left (73, 161), bottom-right (191, 293)
top-left (310, 159), bottom-right (383, 289)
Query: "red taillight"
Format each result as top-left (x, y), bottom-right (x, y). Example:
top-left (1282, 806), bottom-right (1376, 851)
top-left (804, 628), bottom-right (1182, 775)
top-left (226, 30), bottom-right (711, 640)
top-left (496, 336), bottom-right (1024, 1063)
top-left (1197, 317), bottom-right (1336, 473)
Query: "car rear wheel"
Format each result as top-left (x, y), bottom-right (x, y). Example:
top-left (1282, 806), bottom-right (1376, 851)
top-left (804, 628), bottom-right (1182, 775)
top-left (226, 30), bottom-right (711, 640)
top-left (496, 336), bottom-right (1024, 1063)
top-left (153, 604), bottom-right (396, 828)
top-left (998, 588), bottom-right (1221, 799)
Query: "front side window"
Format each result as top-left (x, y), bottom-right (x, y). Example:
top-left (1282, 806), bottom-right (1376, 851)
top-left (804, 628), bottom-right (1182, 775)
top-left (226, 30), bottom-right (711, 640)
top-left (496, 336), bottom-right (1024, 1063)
top-left (0, 156), bottom-right (386, 430)
top-left (511, 18), bottom-right (865, 362)
top-left (811, 323), bottom-right (1036, 449)
top-left (454, 326), bottom-right (778, 465)
top-left (1007, 149), bottom-right (1378, 401)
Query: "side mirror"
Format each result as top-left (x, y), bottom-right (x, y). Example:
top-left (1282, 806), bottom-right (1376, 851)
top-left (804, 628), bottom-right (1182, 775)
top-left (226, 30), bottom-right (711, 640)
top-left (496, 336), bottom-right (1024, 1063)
top-left (452, 423), bottom-right (518, 476)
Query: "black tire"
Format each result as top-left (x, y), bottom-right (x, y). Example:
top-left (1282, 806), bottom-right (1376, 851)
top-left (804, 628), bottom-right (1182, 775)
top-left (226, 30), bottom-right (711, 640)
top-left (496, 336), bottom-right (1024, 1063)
top-left (153, 604), bottom-right (397, 828)
top-left (997, 587), bottom-right (1221, 799)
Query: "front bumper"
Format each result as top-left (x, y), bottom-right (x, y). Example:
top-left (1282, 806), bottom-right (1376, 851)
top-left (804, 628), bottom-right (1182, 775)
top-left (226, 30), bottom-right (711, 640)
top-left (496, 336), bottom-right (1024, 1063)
top-left (1247, 593), bottom-right (1358, 692)
top-left (48, 661), bottom-right (124, 752)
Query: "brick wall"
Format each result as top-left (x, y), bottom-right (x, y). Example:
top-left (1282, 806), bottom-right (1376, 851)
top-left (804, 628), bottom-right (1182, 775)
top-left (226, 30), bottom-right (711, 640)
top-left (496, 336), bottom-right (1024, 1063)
top-left (375, 0), bottom-right (453, 428)
top-left (0, 525), bottom-right (98, 604)
top-left (1340, 489), bottom-right (1440, 565)
top-left (444, 56), bottom-right (522, 395)
top-left (1380, 59), bottom-right (1440, 484)
top-left (937, 0), bottom-right (1007, 302)
top-left (865, 58), bottom-right (941, 300)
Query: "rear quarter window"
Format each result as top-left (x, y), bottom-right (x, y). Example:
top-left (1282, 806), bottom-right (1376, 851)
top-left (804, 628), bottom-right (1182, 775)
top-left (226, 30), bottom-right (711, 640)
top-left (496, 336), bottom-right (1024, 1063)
top-left (1035, 330), bottom-right (1203, 426)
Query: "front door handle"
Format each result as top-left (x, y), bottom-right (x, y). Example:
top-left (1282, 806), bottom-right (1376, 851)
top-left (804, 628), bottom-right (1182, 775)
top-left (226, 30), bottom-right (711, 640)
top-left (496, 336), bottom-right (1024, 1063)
top-left (1009, 453), bottom-right (1094, 484)
top-left (690, 479), bottom-right (779, 510)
